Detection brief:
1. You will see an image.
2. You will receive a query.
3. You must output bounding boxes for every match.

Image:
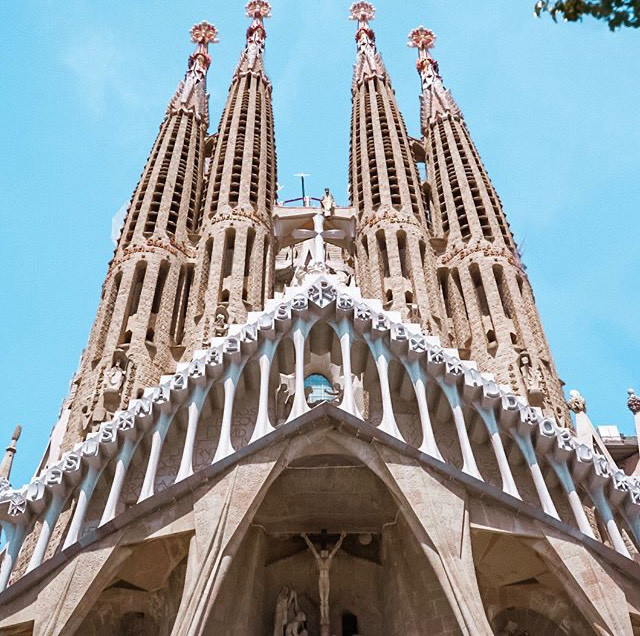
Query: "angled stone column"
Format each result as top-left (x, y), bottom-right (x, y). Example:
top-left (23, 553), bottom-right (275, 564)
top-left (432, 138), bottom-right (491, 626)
top-left (531, 530), bottom-right (634, 636)
top-left (403, 358), bottom-right (442, 460)
top-left (176, 382), bottom-right (212, 482)
top-left (287, 326), bottom-right (310, 422)
top-left (0, 520), bottom-right (28, 592)
top-left (474, 405), bottom-right (520, 499)
top-left (250, 340), bottom-right (278, 443)
top-left (171, 443), bottom-right (286, 635)
top-left (377, 449), bottom-right (493, 635)
top-left (437, 380), bottom-right (482, 480)
top-left (213, 375), bottom-right (239, 463)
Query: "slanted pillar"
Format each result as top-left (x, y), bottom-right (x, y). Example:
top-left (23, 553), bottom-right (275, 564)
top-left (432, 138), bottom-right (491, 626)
top-left (250, 340), bottom-right (277, 443)
top-left (475, 405), bottom-right (520, 498)
top-left (403, 356), bottom-right (442, 460)
top-left (213, 374), bottom-right (239, 463)
top-left (0, 519), bottom-right (28, 591)
top-left (287, 326), bottom-right (310, 422)
top-left (176, 382), bottom-right (213, 482)
top-left (437, 380), bottom-right (482, 480)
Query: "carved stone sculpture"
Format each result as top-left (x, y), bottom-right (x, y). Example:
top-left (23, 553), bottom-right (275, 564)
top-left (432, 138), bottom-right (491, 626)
top-left (302, 532), bottom-right (346, 635)
top-left (213, 312), bottom-right (229, 338)
top-left (519, 351), bottom-right (544, 406)
top-left (567, 389), bottom-right (587, 414)
top-left (320, 188), bottom-right (336, 217)
top-left (274, 586), bottom-right (300, 636)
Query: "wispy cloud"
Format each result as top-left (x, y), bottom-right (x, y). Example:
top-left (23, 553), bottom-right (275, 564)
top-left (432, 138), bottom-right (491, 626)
top-left (62, 30), bottom-right (143, 118)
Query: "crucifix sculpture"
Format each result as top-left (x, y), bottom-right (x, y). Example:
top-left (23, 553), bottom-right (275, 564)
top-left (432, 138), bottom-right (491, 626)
top-left (301, 530), bottom-right (346, 636)
top-left (291, 188), bottom-right (345, 271)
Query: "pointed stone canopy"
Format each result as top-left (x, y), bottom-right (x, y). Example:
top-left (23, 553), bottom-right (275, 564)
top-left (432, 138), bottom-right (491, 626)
top-left (0, 425), bottom-right (21, 483)
top-left (168, 20), bottom-right (219, 125)
top-left (407, 26), bottom-right (461, 130)
top-left (349, 2), bottom-right (388, 87)
top-left (234, 0), bottom-right (272, 78)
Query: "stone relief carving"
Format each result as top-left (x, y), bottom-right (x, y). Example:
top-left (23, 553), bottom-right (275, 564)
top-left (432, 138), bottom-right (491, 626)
top-left (274, 586), bottom-right (306, 636)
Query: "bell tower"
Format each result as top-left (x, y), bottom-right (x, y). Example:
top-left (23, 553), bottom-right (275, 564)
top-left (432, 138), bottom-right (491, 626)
top-left (409, 25), bottom-right (568, 422)
top-left (186, 0), bottom-right (277, 347)
top-left (56, 22), bottom-right (218, 453)
top-left (348, 2), bottom-right (445, 333)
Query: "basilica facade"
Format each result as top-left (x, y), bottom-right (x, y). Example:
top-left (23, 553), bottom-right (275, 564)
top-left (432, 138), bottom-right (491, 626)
top-left (1, 2), bottom-right (640, 635)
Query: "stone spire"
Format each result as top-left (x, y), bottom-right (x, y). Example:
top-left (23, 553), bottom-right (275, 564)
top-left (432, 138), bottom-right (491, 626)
top-left (348, 3), bottom-right (445, 331)
top-left (410, 26), bottom-right (568, 423)
top-left (186, 1), bottom-right (276, 340)
top-left (0, 425), bottom-right (21, 483)
top-left (407, 26), bottom-right (461, 132)
top-left (56, 22), bottom-right (217, 451)
top-left (168, 21), bottom-right (219, 127)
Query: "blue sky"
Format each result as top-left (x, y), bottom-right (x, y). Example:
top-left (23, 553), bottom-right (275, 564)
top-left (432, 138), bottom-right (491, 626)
top-left (1, 0), bottom-right (639, 488)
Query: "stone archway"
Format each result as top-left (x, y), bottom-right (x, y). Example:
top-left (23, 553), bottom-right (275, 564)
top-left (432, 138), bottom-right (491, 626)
top-left (202, 434), bottom-right (460, 636)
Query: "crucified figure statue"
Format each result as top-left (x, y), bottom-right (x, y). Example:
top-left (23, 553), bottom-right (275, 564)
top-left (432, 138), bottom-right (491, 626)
top-left (301, 531), bottom-right (346, 633)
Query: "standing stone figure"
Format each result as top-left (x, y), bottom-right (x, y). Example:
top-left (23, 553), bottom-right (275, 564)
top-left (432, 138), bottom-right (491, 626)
top-left (320, 188), bottom-right (336, 216)
top-left (274, 586), bottom-right (300, 636)
top-left (301, 531), bottom-right (346, 635)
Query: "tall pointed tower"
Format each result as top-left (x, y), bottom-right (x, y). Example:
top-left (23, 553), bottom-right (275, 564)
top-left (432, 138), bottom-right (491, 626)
top-left (408, 26), bottom-right (568, 423)
top-left (186, 0), bottom-right (276, 345)
top-left (348, 2), bottom-right (445, 333)
top-left (55, 23), bottom-right (218, 453)
top-left (3, 7), bottom-right (640, 636)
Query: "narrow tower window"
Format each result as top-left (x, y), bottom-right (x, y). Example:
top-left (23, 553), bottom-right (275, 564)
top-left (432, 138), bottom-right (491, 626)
top-left (171, 264), bottom-right (194, 345)
top-left (376, 230), bottom-right (390, 277)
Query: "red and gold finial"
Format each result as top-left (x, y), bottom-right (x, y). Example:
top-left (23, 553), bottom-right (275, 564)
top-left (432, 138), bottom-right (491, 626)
top-left (349, 1), bottom-right (376, 23)
top-left (190, 21), bottom-right (219, 46)
top-left (407, 26), bottom-right (437, 51)
top-left (408, 26), bottom-right (438, 78)
top-left (246, 0), bottom-right (272, 19)
top-left (188, 21), bottom-right (218, 74)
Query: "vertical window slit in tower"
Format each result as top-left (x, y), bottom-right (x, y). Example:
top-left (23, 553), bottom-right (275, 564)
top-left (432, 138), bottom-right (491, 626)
top-left (390, 100), bottom-right (420, 216)
top-left (211, 83), bottom-right (239, 213)
top-left (250, 92), bottom-right (262, 206)
top-left (361, 236), bottom-right (369, 259)
top-left (376, 91), bottom-right (401, 208)
top-left (243, 229), bottom-right (256, 303)
top-left (469, 264), bottom-right (489, 317)
top-left (119, 261), bottom-right (147, 345)
top-left (230, 77), bottom-right (250, 206)
top-left (151, 261), bottom-right (170, 316)
top-left (376, 230), bottom-right (390, 277)
top-left (223, 228), bottom-right (236, 279)
top-left (452, 124), bottom-right (492, 241)
top-left (397, 231), bottom-right (408, 278)
top-left (364, 82), bottom-right (380, 209)
top-left (124, 124), bottom-right (169, 245)
top-left (261, 236), bottom-right (269, 306)
top-left (264, 95), bottom-right (276, 211)
top-left (351, 101), bottom-right (364, 215)
top-left (439, 121), bottom-right (469, 241)
top-left (438, 268), bottom-right (451, 317)
top-left (197, 239), bottom-right (213, 316)
top-left (188, 119), bottom-right (201, 232)
top-left (145, 116), bottom-right (180, 236)
top-left (492, 265), bottom-right (512, 319)
top-left (95, 272), bottom-right (122, 359)
top-left (171, 264), bottom-right (194, 345)
top-left (431, 134), bottom-right (449, 235)
top-left (168, 117), bottom-right (190, 237)
top-left (419, 240), bottom-right (427, 270)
